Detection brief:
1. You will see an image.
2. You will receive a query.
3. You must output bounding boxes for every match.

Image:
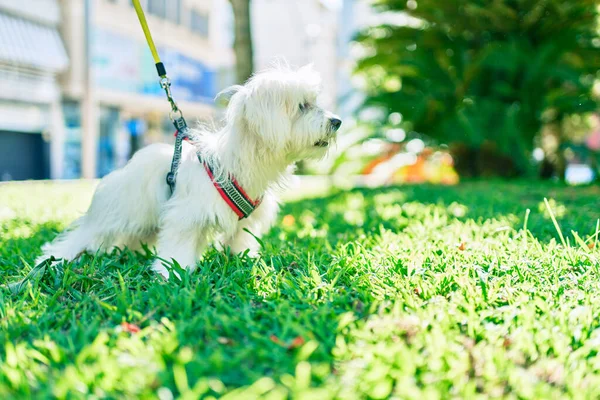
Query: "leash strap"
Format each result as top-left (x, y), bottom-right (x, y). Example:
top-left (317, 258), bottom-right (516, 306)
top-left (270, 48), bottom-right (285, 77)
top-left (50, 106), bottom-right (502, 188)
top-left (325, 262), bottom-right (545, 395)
top-left (133, 0), bottom-right (261, 217)
top-left (167, 117), bottom-right (191, 193)
top-left (132, 0), bottom-right (187, 194)
top-left (133, 0), bottom-right (167, 78)
top-left (132, 0), bottom-right (166, 78)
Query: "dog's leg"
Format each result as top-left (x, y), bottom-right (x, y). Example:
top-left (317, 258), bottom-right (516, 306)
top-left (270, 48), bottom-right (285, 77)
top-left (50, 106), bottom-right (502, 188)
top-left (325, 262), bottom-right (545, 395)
top-left (39, 144), bottom-right (172, 264)
top-left (152, 223), bottom-right (205, 279)
top-left (225, 219), bottom-right (261, 257)
top-left (223, 193), bottom-right (279, 257)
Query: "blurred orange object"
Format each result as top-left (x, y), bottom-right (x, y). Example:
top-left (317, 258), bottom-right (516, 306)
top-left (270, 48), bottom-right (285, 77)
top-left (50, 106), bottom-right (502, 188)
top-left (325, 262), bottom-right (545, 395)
top-left (399, 155), bottom-right (427, 183)
top-left (363, 154), bottom-right (393, 175)
top-left (121, 322), bottom-right (141, 334)
top-left (362, 143), bottom-right (401, 175)
top-left (282, 214), bottom-right (295, 227)
top-left (391, 150), bottom-right (458, 185)
top-left (359, 143), bottom-right (459, 185)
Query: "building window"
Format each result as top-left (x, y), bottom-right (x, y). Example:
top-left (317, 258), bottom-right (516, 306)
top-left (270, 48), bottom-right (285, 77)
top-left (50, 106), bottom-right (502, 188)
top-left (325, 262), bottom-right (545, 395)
top-left (167, 0), bottom-right (182, 24)
top-left (135, 0), bottom-right (180, 24)
top-left (190, 10), bottom-right (209, 37)
top-left (148, 0), bottom-right (166, 18)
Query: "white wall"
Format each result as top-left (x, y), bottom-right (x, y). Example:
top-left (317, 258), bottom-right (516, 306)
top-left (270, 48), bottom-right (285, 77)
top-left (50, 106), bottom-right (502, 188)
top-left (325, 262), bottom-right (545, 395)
top-left (0, 0), bottom-right (60, 25)
top-left (252, 0), bottom-right (341, 109)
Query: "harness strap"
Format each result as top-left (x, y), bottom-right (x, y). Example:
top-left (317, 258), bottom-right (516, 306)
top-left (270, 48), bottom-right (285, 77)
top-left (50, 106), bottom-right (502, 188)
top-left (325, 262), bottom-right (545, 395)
top-left (201, 156), bottom-right (262, 220)
top-left (172, 131), bottom-right (261, 219)
top-left (167, 117), bottom-right (190, 193)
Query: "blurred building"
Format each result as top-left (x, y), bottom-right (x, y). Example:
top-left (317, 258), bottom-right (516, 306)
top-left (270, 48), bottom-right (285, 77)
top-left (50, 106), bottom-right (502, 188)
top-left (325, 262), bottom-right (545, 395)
top-left (0, 0), bottom-right (234, 181)
top-left (60, 0), bottom-right (235, 179)
top-left (252, 0), bottom-right (374, 119)
top-left (253, 0), bottom-right (341, 112)
top-left (335, 0), bottom-right (374, 118)
top-left (252, 0), bottom-right (373, 175)
top-left (0, 0), bottom-right (372, 181)
top-left (0, 0), bottom-right (68, 180)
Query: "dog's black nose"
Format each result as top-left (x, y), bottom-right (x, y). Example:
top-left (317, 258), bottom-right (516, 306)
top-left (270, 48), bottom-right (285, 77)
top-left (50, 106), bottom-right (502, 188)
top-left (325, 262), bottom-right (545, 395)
top-left (330, 118), bottom-right (342, 131)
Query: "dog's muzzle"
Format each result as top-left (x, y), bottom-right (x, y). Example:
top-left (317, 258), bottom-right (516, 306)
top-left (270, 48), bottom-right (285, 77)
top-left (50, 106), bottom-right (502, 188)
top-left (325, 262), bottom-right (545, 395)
top-left (315, 118), bottom-right (342, 147)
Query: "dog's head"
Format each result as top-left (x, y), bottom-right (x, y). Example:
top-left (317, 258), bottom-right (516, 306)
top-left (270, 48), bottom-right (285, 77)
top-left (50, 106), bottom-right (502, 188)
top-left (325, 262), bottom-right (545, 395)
top-left (216, 64), bottom-right (341, 160)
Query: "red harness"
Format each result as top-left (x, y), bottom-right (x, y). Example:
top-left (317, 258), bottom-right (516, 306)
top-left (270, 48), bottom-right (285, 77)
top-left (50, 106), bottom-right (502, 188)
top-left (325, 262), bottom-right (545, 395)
top-left (177, 132), bottom-right (261, 219)
top-left (201, 159), bottom-right (262, 219)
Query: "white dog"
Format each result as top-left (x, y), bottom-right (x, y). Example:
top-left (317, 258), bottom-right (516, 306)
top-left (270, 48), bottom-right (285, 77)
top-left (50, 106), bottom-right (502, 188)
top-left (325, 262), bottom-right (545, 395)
top-left (38, 65), bottom-right (341, 278)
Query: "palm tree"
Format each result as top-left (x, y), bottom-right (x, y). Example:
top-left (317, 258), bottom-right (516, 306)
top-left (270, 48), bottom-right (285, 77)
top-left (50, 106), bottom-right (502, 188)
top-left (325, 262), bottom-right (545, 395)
top-left (355, 0), bottom-right (600, 178)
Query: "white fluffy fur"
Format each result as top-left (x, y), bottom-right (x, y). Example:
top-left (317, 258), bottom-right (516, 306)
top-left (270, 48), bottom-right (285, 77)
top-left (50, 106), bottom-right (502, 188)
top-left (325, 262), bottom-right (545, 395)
top-left (38, 64), bottom-right (341, 279)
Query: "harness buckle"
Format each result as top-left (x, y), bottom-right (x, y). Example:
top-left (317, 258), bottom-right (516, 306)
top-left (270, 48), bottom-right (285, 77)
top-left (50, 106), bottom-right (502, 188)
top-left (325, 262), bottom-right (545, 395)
top-left (166, 172), bottom-right (176, 192)
top-left (173, 116), bottom-right (188, 132)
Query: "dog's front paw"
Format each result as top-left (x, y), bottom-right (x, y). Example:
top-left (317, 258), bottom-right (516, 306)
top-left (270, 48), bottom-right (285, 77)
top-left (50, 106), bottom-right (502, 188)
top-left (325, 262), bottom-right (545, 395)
top-left (151, 260), bottom-right (180, 280)
top-left (227, 247), bottom-right (260, 259)
top-left (244, 249), bottom-right (260, 259)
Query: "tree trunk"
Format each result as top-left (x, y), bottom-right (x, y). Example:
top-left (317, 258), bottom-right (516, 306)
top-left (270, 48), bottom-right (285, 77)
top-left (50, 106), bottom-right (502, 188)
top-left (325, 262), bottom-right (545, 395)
top-left (449, 141), bottom-right (521, 178)
top-left (539, 120), bottom-right (566, 180)
top-left (229, 0), bottom-right (254, 84)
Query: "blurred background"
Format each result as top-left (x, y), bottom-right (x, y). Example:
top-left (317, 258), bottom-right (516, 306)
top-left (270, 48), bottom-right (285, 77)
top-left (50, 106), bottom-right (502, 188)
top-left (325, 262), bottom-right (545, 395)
top-left (0, 0), bottom-right (599, 185)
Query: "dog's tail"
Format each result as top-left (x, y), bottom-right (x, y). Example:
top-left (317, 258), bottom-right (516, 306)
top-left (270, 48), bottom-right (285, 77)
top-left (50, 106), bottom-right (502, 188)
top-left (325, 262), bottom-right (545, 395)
top-left (36, 217), bottom-right (93, 265)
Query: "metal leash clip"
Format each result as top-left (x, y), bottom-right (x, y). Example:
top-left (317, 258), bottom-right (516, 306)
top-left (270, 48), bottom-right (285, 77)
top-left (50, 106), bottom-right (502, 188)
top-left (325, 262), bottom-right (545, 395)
top-left (160, 76), bottom-right (183, 121)
top-left (133, 0), bottom-right (189, 195)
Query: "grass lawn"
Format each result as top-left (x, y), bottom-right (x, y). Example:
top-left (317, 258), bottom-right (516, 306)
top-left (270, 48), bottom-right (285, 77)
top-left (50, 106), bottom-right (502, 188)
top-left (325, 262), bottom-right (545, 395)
top-left (1, 180), bottom-right (600, 399)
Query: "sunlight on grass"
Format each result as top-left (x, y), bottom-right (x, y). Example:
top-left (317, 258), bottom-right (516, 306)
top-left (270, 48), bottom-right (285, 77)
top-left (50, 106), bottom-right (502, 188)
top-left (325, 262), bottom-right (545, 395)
top-left (539, 198), bottom-right (567, 220)
top-left (0, 181), bottom-right (96, 225)
top-left (1, 181), bottom-right (599, 398)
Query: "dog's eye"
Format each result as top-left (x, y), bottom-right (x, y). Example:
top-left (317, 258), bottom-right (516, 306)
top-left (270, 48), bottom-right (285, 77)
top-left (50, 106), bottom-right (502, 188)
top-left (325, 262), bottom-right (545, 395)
top-left (299, 102), bottom-right (310, 112)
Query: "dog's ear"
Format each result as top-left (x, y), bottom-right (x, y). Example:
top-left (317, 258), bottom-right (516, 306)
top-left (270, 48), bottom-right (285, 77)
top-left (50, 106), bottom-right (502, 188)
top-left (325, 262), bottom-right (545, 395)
top-left (244, 91), bottom-right (290, 153)
top-left (215, 85), bottom-right (244, 107)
